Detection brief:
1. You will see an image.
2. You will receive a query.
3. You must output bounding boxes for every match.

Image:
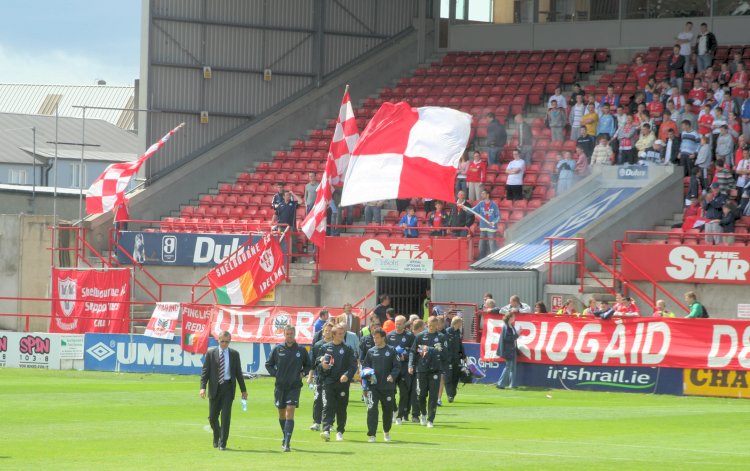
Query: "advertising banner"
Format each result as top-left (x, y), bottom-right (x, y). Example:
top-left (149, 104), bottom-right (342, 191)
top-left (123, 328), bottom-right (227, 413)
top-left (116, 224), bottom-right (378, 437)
top-left (208, 235), bottom-right (286, 306)
top-left (318, 236), bottom-right (469, 272)
top-left (60, 335), bottom-right (85, 360)
top-left (0, 332), bottom-right (63, 369)
top-left (683, 369), bottom-right (750, 399)
top-left (462, 342), bottom-right (503, 384)
top-left (114, 231), bottom-right (287, 267)
top-left (620, 244), bottom-right (750, 284)
top-left (181, 303), bottom-right (212, 354)
top-left (50, 269), bottom-right (131, 334)
top-left (210, 306), bottom-right (364, 345)
top-left (144, 303), bottom-right (180, 340)
top-left (481, 314), bottom-right (750, 370)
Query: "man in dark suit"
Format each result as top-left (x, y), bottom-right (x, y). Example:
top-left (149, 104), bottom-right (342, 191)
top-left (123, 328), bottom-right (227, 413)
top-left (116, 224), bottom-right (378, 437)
top-left (200, 331), bottom-right (247, 450)
top-left (342, 303), bottom-right (361, 334)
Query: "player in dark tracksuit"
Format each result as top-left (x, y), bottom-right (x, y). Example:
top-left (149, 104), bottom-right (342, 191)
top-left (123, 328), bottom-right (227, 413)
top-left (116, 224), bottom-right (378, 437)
top-left (307, 322), bottom-right (333, 431)
top-left (316, 324), bottom-right (357, 441)
top-left (386, 315), bottom-right (415, 424)
top-left (409, 316), bottom-right (448, 427)
top-left (265, 325), bottom-right (311, 452)
top-left (443, 317), bottom-right (465, 403)
top-left (363, 328), bottom-right (401, 442)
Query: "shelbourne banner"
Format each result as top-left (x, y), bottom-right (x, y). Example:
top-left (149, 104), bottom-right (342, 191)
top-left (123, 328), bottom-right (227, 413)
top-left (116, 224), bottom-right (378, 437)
top-left (481, 314), bottom-right (750, 370)
top-left (49, 268), bottom-right (130, 334)
top-left (211, 306), bottom-right (364, 345)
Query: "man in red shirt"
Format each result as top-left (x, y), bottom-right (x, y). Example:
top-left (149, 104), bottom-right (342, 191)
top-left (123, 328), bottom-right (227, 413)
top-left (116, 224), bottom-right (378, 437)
top-left (466, 150), bottom-right (486, 202)
top-left (647, 99), bottom-right (664, 128)
top-left (687, 78), bottom-right (707, 105)
top-left (632, 55), bottom-right (652, 90)
top-left (428, 201), bottom-right (449, 236)
top-left (697, 103), bottom-right (714, 136)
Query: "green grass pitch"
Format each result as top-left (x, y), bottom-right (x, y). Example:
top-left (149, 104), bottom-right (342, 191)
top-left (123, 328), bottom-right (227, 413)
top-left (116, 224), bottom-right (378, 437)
top-left (2, 368), bottom-right (749, 470)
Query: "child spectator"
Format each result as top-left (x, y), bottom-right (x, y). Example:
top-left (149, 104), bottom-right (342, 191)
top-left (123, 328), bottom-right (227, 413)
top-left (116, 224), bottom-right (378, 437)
top-left (427, 201), bottom-right (449, 236)
top-left (556, 151), bottom-right (577, 194)
top-left (547, 100), bottom-right (566, 142)
top-left (653, 300), bottom-right (676, 318)
top-left (590, 134), bottom-right (614, 166)
top-left (615, 114), bottom-right (637, 165)
top-left (398, 206), bottom-right (419, 238)
top-left (466, 150), bottom-right (486, 201)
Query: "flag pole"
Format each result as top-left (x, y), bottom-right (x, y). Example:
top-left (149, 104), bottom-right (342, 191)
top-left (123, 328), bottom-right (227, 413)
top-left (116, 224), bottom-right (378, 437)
top-left (459, 201), bottom-right (493, 227)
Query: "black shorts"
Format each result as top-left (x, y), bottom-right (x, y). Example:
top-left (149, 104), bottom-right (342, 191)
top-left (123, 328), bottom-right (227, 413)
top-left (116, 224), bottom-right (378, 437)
top-left (274, 386), bottom-right (301, 408)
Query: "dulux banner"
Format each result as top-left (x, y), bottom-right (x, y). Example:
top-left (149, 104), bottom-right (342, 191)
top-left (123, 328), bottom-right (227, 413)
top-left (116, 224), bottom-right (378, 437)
top-left (114, 232), bottom-right (288, 266)
top-left (84, 333), bottom-right (275, 375)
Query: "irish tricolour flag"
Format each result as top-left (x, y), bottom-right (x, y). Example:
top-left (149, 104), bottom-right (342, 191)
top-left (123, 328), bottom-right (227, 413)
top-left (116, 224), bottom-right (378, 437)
top-left (207, 235), bottom-right (286, 307)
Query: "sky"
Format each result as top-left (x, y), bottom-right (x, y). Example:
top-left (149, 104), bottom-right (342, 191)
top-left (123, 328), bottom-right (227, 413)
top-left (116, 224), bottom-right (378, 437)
top-left (0, 1), bottom-right (141, 86)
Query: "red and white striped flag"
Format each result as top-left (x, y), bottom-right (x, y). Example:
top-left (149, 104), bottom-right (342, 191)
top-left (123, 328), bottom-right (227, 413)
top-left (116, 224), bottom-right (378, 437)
top-left (86, 123), bottom-right (184, 215)
top-left (340, 102), bottom-right (471, 206)
top-left (300, 88), bottom-right (359, 247)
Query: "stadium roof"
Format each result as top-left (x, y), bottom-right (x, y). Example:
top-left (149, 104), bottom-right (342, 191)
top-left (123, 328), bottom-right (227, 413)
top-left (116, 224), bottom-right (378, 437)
top-left (0, 113), bottom-right (139, 165)
top-left (0, 83), bottom-right (135, 130)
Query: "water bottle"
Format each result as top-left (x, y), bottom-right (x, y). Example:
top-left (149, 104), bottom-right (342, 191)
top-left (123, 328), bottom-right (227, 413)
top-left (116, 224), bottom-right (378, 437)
top-left (241, 399), bottom-right (247, 412)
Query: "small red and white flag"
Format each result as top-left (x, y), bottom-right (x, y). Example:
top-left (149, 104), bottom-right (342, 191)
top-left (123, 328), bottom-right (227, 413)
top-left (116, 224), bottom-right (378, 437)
top-left (86, 123), bottom-right (185, 215)
top-left (300, 88), bottom-right (359, 247)
top-left (144, 302), bottom-right (180, 340)
top-left (340, 102), bottom-right (471, 207)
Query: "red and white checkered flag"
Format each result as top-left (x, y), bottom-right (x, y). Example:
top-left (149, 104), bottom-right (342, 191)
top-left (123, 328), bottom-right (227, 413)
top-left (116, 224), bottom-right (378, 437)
top-left (300, 87), bottom-right (359, 247)
top-left (86, 123), bottom-right (184, 215)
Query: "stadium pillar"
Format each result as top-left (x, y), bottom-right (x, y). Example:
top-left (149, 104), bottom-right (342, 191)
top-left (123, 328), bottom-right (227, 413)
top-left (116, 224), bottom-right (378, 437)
top-left (313, 0), bottom-right (325, 86)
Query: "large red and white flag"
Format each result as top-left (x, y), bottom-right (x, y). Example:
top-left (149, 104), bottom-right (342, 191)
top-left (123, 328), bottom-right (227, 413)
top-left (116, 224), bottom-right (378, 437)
top-left (340, 102), bottom-right (471, 207)
top-left (300, 88), bottom-right (359, 247)
top-left (86, 123), bottom-right (185, 215)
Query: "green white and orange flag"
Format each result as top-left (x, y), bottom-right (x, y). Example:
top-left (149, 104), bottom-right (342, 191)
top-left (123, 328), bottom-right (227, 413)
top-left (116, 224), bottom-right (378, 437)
top-left (207, 235), bottom-right (286, 306)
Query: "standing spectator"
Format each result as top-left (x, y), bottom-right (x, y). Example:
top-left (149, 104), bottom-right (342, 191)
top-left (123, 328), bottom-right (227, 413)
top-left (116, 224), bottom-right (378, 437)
top-left (711, 80), bottom-right (726, 106)
top-left (586, 94), bottom-right (601, 115)
top-left (276, 190), bottom-right (300, 237)
top-left (427, 201), bottom-right (449, 236)
top-left (718, 62), bottom-right (732, 88)
top-left (679, 119), bottom-right (701, 176)
top-left (688, 78), bottom-right (707, 105)
top-left (615, 114), bottom-right (637, 165)
top-left (304, 172), bottom-right (318, 214)
top-left (720, 202), bottom-right (740, 244)
top-left (556, 151), bottom-right (577, 194)
top-left (729, 63), bottom-right (749, 111)
top-left (485, 113), bottom-right (507, 166)
top-left (590, 134), bottom-right (614, 166)
top-left (505, 149), bottom-right (525, 201)
top-left (596, 104), bottom-right (616, 139)
top-left (668, 87), bottom-right (687, 113)
top-left (635, 123), bottom-right (656, 157)
top-left (703, 183), bottom-right (728, 244)
top-left (514, 114), bottom-right (533, 165)
top-left (341, 303), bottom-right (361, 334)
top-left (466, 150), bottom-right (486, 201)
top-left (683, 101), bottom-right (699, 131)
top-left (574, 145), bottom-right (590, 178)
top-left (684, 291), bottom-right (708, 318)
top-left (472, 190), bottom-right (501, 259)
top-left (715, 158), bottom-right (736, 194)
top-left (364, 201), bottom-right (385, 225)
top-left (548, 87), bottom-right (567, 109)
top-left (743, 96), bottom-right (750, 139)
top-left (495, 311), bottom-right (519, 390)
top-left (632, 55), bottom-right (651, 89)
top-left (314, 309), bottom-right (330, 334)
top-left (581, 297), bottom-right (598, 317)
top-left (647, 96), bottom-right (664, 128)
top-left (455, 152), bottom-right (469, 194)
top-left (600, 85), bottom-right (620, 108)
top-left (686, 167), bottom-right (703, 200)
top-left (547, 100), bottom-right (566, 142)
top-left (663, 128), bottom-right (681, 165)
top-left (398, 206), bottom-right (419, 238)
top-left (556, 299), bottom-right (579, 316)
top-left (695, 23), bottom-right (718, 72)
top-left (728, 111), bottom-right (742, 141)
top-left (695, 134), bottom-right (713, 188)
top-left (659, 110), bottom-right (679, 142)
top-left (448, 190), bottom-right (475, 237)
top-left (697, 103), bottom-right (714, 136)
top-left (715, 125), bottom-right (735, 164)
top-left (576, 126), bottom-right (596, 160)
top-left (271, 182), bottom-right (285, 214)
top-left (729, 50), bottom-right (746, 75)
top-left (675, 22), bottom-right (694, 73)
top-left (736, 145), bottom-right (750, 190)
top-left (629, 92), bottom-right (646, 116)
top-left (581, 103), bottom-right (599, 137)
top-left (668, 45), bottom-right (686, 92)
top-left (569, 83), bottom-right (585, 105)
top-left (569, 94), bottom-right (586, 140)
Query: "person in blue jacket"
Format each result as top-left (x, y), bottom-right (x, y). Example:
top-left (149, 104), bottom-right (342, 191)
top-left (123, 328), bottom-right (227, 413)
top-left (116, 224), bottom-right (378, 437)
top-left (496, 311), bottom-right (519, 389)
top-left (398, 206), bottom-right (419, 238)
top-left (471, 190), bottom-right (500, 259)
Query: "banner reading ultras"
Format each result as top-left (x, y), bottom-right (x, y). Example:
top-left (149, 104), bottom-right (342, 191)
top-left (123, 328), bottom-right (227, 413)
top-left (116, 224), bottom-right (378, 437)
top-left (211, 306), bottom-right (364, 345)
top-left (480, 314), bottom-right (750, 370)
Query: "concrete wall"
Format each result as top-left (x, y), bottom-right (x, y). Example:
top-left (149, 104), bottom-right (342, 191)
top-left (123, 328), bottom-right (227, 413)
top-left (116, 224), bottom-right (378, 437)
top-left (630, 281), bottom-right (749, 320)
top-left (448, 16), bottom-right (749, 51)
top-left (0, 190), bottom-right (80, 220)
top-left (318, 271), bottom-right (376, 309)
top-left (431, 270), bottom-right (540, 308)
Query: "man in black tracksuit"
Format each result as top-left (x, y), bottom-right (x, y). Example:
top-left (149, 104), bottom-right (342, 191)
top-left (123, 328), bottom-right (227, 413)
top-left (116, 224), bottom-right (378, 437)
top-left (386, 315), bottom-right (415, 424)
top-left (444, 317), bottom-right (465, 403)
top-left (265, 325), bottom-right (311, 452)
top-left (317, 324), bottom-right (357, 441)
top-left (307, 322), bottom-right (333, 432)
top-left (409, 316), bottom-right (448, 428)
top-left (363, 328), bottom-right (401, 442)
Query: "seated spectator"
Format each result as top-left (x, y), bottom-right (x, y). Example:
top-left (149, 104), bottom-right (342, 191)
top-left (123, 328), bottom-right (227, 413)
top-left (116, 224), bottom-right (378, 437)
top-left (533, 301), bottom-right (548, 314)
top-left (684, 291), bottom-right (708, 318)
top-left (614, 296), bottom-right (640, 316)
top-left (576, 126), bottom-right (596, 159)
top-left (727, 111), bottom-right (742, 140)
top-left (314, 309), bottom-right (330, 333)
top-left (398, 206), bottom-right (419, 238)
top-left (687, 78), bottom-right (707, 105)
top-left (638, 139), bottom-right (664, 166)
top-left (729, 51), bottom-right (745, 75)
top-left (592, 301), bottom-right (616, 320)
top-left (547, 100), bottom-right (566, 142)
top-left (729, 62), bottom-right (748, 95)
top-left (720, 202), bottom-right (740, 244)
top-left (581, 297), bottom-right (598, 317)
top-left (703, 183), bottom-right (728, 244)
top-left (472, 190), bottom-right (501, 259)
top-left (556, 151), bottom-right (577, 194)
top-left (505, 149), bottom-right (525, 201)
top-left (427, 200), bottom-right (449, 236)
top-left (569, 94), bottom-right (587, 140)
top-left (548, 87), bottom-right (567, 109)
top-left (449, 190), bottom-right (475, 237)
top-left (676, 195), bottom-right (703, 230)
top-left (499, 295), bottom-right (532, 314)
top-left (652, 300), bottom-right (676, 318)
top-left (635, 123), bottom-right (656, 156)
top-left (466, 150), bottom-right (486, 201)
top-left (590, 134), bottom-right (614, 166)
top-left (697, 104), bottom-right (714, 136)
top-left (556, 299), bottom-right (579, 316)
top-left (615, 114), bottom-right (638, 165)
top-left (636, 109), bottom-right (653, 129)
top-left (581, 103), bottom-right (599, 137)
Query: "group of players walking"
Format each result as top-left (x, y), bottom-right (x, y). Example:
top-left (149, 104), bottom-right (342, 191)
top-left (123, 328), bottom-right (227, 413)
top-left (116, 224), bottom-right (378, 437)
top-left (268, 311), bottom-right (465, 451)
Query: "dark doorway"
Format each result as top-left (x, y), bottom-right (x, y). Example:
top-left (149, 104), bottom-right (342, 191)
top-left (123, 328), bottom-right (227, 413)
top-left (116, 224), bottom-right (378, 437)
top-left (376, 276), bottom-right (431, 317)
